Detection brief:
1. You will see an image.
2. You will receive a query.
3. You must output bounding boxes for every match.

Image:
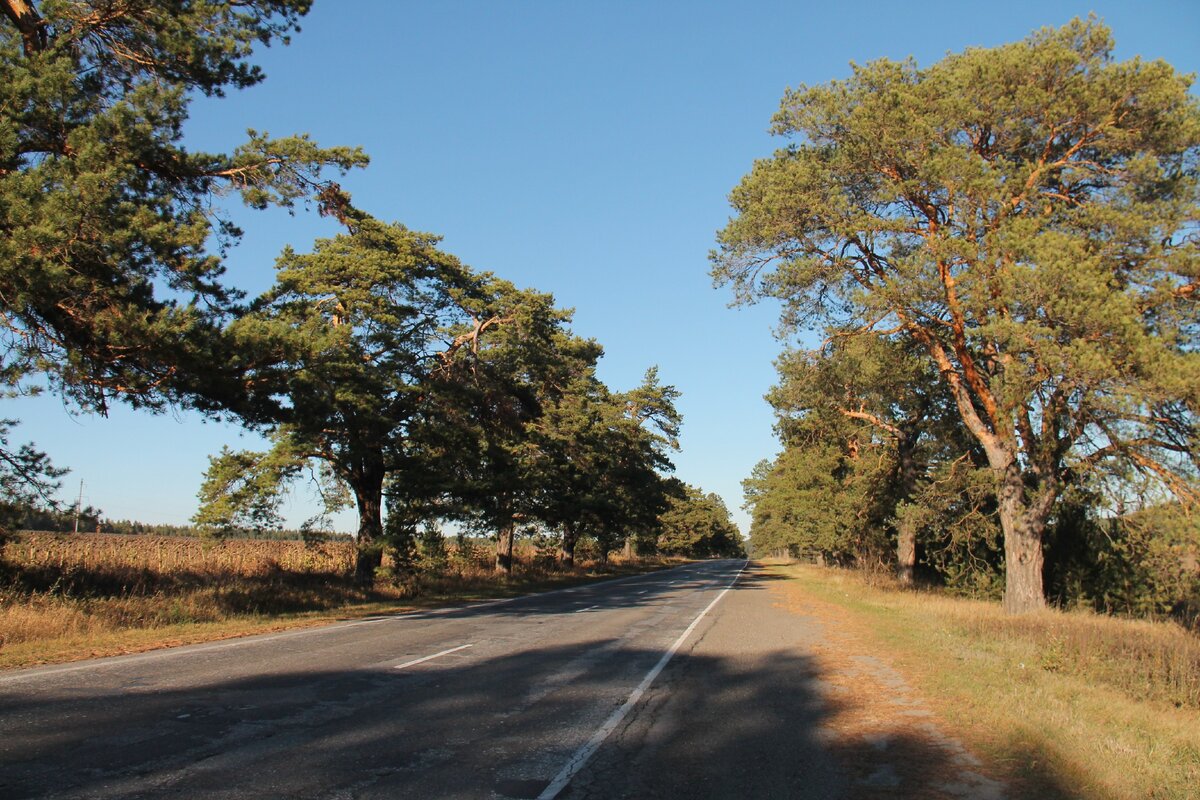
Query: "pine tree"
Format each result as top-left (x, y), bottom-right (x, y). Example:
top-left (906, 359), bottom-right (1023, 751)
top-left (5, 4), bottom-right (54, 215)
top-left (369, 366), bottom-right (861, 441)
top-left (715, 19), bottom-right (1199, 612)
top-left (196, 219), bottom-right (576, 582)
top-left (1, 1), bottom-right (366, 410)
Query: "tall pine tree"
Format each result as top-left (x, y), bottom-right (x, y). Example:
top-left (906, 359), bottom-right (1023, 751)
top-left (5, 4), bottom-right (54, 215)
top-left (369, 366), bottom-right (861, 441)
top-left (715, 19), bottom-right (1199, 612)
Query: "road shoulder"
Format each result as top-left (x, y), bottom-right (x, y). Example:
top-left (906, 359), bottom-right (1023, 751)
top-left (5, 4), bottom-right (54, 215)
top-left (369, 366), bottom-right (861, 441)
top-left (768, 566), bottom-right (1006, 800)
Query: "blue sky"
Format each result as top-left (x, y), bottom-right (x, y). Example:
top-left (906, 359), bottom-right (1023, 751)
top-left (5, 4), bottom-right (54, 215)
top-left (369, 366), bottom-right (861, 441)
top-left (11, 0), bottom-right (1199, 532)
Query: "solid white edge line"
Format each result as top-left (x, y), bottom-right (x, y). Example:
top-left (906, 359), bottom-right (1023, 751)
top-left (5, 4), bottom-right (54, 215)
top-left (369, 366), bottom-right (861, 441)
top-left (535, 559), bottom-right (748, 800)
top-left (394, 643), bottom-right (473, 670)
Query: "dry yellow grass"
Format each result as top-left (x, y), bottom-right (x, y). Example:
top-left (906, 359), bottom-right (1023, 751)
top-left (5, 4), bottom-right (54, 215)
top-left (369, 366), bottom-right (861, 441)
top-left (7, 531), bottom-right (358, 577)
top-left (773, 563), bottom-right (1200, 800)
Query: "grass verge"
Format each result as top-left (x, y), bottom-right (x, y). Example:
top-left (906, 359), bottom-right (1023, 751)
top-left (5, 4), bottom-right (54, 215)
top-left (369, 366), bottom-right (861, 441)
top-left (769, 562), bottom-right (1200, 800)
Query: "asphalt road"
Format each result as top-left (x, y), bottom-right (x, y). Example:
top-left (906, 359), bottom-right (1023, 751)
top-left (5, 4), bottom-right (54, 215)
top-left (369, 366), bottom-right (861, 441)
top-left (0, 560), bottom-right (848, 799)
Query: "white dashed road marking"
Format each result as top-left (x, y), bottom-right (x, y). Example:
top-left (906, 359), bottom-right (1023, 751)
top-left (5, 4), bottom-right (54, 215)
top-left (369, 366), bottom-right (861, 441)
top-left (394, 644), bottom-right (473, 670)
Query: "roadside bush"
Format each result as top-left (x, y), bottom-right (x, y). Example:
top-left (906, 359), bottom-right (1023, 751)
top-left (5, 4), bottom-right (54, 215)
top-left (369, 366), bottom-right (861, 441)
top-left (1046, 499), bottom-right (1199, 630)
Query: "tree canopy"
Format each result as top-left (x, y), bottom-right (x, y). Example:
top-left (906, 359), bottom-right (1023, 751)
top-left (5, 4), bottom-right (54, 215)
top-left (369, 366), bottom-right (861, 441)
top-left (193, 218), bottom-right (691, 579)
top-left (0, 0), bottom-right (365, 411)
top-left (658, 482), bottom-right (744, 559)
top-left (193, 218), bottom-right (582, 580)
top-left (3, 3), bottom-right (726, 582)
top-left (517, 367), bottom-right (682, 566)
top-left (714, 18), bottom-right (1199, 612)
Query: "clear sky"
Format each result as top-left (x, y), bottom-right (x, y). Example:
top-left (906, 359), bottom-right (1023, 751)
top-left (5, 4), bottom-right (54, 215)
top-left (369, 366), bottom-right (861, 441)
top-left (11, 0), bottom-right (1199, 532)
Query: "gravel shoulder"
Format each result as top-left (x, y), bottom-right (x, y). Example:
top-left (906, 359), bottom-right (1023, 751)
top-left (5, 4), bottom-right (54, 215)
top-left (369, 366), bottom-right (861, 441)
top-left (768, 568), bottom-right (1006, 800)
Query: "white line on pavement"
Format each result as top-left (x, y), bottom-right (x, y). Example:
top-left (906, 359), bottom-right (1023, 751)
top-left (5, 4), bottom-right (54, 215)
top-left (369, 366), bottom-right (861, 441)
top-left (536, 560), bottom-right (748, 800)
top-left (394, 644), bottom-right (473, 670)
top-left (573, 606), bottom-right (599, 613)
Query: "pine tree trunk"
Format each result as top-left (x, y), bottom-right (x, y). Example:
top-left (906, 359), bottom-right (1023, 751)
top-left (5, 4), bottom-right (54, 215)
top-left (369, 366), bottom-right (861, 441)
top-left (896, 519), bottom-right (916, 586)
top-left (495, 521), bottom-right (514, 575)
top-left (894, 428), bottom-right (919, 585)
top-left (559, 526), bottom-right (577, 567)
top-left (997, 463), bottom-right (1048, 613)
top-left (352, 475), bottom-right (384, 586)
top-left (1, 0), bottom-right (49, 56)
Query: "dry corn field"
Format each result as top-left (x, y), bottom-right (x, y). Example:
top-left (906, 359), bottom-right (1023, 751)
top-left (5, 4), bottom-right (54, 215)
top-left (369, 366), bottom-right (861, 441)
top-left (0, 533), bottom-right (374, 656)
top-left (0, 532), bottom-right (639, 665)
top-left (6, 531), bottom-right (360, 579)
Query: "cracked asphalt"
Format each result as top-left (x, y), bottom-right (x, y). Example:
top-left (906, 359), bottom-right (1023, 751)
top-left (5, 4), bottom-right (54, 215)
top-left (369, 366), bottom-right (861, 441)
top-left (0, 560), bottom-right (999, 799)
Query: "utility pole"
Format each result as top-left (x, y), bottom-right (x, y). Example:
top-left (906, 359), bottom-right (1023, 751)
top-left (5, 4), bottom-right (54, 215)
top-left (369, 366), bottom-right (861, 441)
top-left (73, 479), bottom-right (83, 534)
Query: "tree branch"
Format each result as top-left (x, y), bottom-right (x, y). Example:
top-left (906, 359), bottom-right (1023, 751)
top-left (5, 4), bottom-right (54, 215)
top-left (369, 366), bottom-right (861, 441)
top-left (839, 407), bottom-right (902, 438)
top-left (1, 0), bottom-right (49, 57)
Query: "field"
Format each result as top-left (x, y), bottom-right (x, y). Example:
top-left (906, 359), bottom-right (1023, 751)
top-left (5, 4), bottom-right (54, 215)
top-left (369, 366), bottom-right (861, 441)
top-left (772, 562), bottom-right (1200, 800)
top-left (0, 531), bottom-right (669, 669)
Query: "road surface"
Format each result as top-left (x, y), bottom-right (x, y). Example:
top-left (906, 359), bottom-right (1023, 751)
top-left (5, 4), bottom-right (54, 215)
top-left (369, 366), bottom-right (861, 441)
top-left (0, 560), bottom-right (998, 799)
